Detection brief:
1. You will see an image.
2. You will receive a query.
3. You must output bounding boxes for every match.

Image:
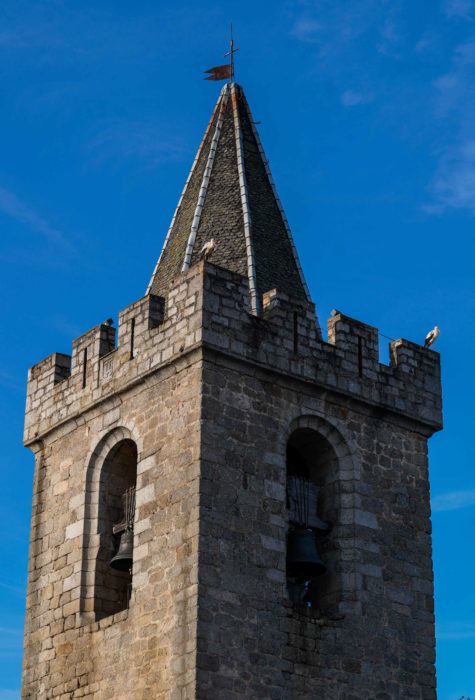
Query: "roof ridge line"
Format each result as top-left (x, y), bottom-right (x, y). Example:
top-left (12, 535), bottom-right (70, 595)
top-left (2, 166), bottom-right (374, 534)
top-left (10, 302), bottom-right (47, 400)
top-left (182, 84), bottom-right (230, 272)
top-left (146, 85), bottom-right (227, 294)
top-left (231, 84), bottom-right (261, 316)
top-left (240, 92), bottom-right (315, 313)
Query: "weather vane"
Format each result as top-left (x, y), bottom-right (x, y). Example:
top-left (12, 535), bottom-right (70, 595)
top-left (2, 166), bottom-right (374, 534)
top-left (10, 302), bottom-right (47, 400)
top-left (204, 25), bottom-right (240, 83)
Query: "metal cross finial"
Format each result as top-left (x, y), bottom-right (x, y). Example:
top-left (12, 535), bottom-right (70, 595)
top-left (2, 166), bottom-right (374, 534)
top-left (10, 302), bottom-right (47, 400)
top-left (224, 25), bottom-right (239, 82)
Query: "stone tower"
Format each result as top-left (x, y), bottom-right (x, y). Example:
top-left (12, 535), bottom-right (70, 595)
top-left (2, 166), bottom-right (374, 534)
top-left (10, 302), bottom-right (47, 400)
top-left (23, 82), bottom-right (442, 699)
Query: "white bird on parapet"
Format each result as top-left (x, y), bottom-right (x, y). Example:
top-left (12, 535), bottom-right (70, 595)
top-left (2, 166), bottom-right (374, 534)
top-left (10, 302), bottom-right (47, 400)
top-left (424, 326), bottom-right (440, 348)
top-left (200, 238), bottom-right (216, 260)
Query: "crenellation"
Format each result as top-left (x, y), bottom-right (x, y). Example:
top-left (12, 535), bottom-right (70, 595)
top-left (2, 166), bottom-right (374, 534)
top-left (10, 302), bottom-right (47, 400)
top-left (71, 323), bottom-right (115, 370)
top-left (25, 263), bottom-right (442, 448)
top-left (199, 264), bottom-right (442, 431)
top-left (27, 352), bottom-right (71, 400)
top-left (328, 312), bottom-right (380, 372)
top-left (23, 266), bottom-right (205, 445)
top-left (390, 337), bottom-right (441, 380)
top-left (118, 294), bottom-right (165, 348)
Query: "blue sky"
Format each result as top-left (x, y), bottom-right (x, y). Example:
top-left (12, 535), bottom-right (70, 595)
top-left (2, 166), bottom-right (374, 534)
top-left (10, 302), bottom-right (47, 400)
top-left (0, 1), bottom-right (474, 698)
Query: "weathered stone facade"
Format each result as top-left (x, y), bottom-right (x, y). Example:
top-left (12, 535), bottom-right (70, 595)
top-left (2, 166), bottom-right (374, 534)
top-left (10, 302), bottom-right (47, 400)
top-left (23, 83), bottom-right (442, 700)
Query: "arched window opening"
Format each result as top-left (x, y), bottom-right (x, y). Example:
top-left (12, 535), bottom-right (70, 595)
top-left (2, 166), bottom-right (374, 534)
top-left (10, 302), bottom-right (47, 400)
top-left (94, 439), bottom-right (137, 619)
top-left (286, 428), bottom-right (339, 612)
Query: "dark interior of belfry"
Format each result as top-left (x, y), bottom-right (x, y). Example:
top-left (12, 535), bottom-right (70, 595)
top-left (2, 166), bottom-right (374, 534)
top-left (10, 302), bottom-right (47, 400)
top-left (286, 428), bottom-right (341, 612)
top-left (95, 439), bottom-right (137, 618)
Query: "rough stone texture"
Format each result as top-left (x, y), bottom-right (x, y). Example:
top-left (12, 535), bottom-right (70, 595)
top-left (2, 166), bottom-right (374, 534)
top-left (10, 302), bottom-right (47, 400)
top-left (238, 90), bottom-right (307, 302)
top-left (23, 260), bottom-right (441, 699)
top-left (189, 90), bottom-right (247, 277)
top-left (198, 361), bottom-right (436, 699)
top-left (23, 272), bottom-right (204, 700)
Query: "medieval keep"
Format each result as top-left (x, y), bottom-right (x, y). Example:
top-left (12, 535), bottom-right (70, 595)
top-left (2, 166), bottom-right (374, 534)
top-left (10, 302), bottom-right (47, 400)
top-left (22, 82), bottom-right (442, 699)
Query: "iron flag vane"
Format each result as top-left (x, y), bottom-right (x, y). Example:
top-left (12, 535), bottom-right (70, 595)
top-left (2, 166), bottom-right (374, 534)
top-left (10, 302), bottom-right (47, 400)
top-left (204, 28), bottom-right (239, 83)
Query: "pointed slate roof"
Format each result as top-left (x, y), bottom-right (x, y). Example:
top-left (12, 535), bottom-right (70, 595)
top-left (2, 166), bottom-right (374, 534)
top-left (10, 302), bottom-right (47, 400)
top-left (147, 83), bottom-right (311, 314)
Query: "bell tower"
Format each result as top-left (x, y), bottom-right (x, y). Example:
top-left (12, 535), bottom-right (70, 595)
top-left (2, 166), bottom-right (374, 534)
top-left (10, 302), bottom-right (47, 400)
top-left (22, 82), bottom-right (442, 699)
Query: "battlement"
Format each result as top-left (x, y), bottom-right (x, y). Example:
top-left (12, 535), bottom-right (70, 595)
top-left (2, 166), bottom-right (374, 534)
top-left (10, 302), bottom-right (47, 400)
top-left (24, 262), bottom-right (442, 445)
top-left (201, 266), bottom-right (441, 429)
top-left (24, 268), bottom-right (199, 444)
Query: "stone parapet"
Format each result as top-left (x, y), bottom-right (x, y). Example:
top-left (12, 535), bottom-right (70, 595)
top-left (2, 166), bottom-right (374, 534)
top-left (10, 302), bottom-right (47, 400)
top-left (24, 262), bottom-right (442, 445)
top-left (24, 265), bottom-right (204, 445)
top-left (201, 265), bottom-right (442, 432)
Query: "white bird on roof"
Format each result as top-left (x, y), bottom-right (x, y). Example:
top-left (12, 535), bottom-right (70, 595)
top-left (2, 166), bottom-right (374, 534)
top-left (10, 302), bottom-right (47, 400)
top-left (424, 326), bottom-right (440, 348)
top-left (200, 238), bottom-right (216, 260)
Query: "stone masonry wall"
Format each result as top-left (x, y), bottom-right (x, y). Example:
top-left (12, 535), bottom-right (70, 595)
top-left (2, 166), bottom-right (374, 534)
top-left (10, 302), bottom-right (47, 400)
top-left (23, 263), bottom-right (207, 699)
top-left (193, 264), bottom-right (439, 698)
top-left (23, 355), bottom-right (202, 700)
top-left (197, 354), bottom-right (436, 699)
top-left (23, 261), bottom-right (441, 699)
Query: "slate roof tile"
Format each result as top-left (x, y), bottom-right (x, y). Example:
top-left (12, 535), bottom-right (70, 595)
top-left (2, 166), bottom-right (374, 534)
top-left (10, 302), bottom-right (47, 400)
top-left (147, 83), bottom-right (311, 312)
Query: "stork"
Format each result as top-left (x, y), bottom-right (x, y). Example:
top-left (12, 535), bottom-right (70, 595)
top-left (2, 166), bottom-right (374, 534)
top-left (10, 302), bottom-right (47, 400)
top-left (424, 326), bottom-right (440, 348)
top-left (200, 238), bottom-right (216, 260)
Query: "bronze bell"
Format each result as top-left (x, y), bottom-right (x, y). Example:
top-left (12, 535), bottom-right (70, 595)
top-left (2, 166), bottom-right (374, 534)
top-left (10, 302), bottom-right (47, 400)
top-left (110, 529), bottom-right (134, 572)
top-left (287, 527), bottom-right (326, 581)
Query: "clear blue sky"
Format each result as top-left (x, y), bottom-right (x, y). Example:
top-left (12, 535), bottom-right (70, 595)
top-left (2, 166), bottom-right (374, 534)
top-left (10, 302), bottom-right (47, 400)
top-left (0, 1), bottom-right (474, 698)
